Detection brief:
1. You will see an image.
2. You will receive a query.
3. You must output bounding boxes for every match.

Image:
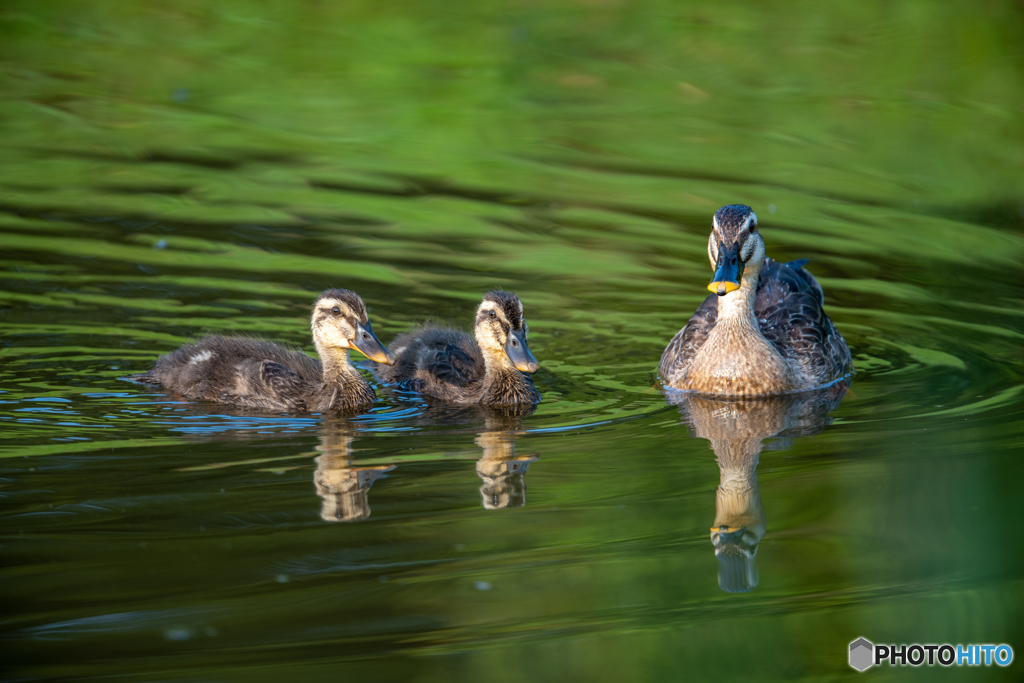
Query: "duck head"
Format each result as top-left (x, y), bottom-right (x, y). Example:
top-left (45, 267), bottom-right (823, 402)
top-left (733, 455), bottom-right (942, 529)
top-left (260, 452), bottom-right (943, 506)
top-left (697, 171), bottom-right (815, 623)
top-left (311, 288), bottom-right (396, 365)
top-left (707, 204), bottom-right (765, 297)
top-left (474, 290), bottom-right (539, 373)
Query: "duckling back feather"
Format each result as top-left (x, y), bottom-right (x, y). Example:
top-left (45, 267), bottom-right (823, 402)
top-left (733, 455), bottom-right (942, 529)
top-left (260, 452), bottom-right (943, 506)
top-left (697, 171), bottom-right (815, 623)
top-left (131, 335), bottom-right (374, 412)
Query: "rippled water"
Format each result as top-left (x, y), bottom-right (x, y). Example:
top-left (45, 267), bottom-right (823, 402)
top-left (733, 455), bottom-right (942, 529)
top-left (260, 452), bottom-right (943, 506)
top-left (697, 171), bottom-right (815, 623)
top-left (2, 2), bottom-right (1024, 681)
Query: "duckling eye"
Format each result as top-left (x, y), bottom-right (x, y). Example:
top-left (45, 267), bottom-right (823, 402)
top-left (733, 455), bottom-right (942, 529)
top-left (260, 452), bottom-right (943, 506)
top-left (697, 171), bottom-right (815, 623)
top-left (332, 306), bottom-right (341, 316)
top-left (489, 310), bottom-right (496, 319)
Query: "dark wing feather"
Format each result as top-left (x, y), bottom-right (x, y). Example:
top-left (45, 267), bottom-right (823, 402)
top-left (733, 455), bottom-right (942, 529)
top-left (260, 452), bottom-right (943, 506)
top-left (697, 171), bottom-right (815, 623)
top-left (425, 343), bottom-right (480, 386)
top-left (260, 360), bottom-right (307, 396)
top-left (136, 335), bottom-right (323, 409)
top-left (755, 258), bottom-right (852, 385)
top-left (372, 326), bottom-right (485, 387)
top-left (659, 295), bottom-right (718, 386)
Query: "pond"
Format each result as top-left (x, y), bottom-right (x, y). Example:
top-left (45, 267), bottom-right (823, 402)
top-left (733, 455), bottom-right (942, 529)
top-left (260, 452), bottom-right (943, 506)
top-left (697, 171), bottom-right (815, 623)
top-left (2, 2), bottom-right (1023, 681)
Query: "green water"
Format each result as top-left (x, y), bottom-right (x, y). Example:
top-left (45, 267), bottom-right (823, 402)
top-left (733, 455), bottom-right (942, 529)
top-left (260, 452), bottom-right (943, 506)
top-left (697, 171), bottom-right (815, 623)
top-left (2, 2), bottom-right (1023, 681)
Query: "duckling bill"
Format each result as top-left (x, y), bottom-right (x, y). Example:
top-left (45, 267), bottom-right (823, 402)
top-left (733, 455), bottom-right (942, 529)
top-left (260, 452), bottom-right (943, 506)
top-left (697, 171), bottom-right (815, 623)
top-left (660, 205), bottom-right (853, 396)
top-left (129, 288), bottom-right (395, 412)
top-left (370, 290), bottom-right (541, 406)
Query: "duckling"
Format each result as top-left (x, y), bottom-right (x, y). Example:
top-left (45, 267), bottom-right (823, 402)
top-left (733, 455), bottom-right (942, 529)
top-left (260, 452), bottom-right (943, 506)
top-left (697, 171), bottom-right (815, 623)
top-left (660, 205), bottom-right (852, 395)
top-left (370, 290), bottom-right (540, 406)
top-left (129, 289), bottom-right (396, 412)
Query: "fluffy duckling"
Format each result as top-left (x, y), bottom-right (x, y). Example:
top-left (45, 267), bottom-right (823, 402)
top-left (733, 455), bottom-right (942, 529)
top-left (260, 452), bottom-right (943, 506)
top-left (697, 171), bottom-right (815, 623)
top-left (371, 290), bottom-right (540, 406)
top-left (660, 204), bottom-right (852, 395)
top-left (130, 289), bottom-right (396, 412)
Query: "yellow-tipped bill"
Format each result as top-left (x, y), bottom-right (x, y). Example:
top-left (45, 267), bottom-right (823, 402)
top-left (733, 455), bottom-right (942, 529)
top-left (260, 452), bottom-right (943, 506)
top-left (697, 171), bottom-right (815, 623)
top-left (708, 280), bottom-right (741, 295)
top-left (708, 241), bottom-right (744, 297)
top-left (505, 330), bottom-right (539, 374)
top-left (351, 322), bottom-right (397, 366)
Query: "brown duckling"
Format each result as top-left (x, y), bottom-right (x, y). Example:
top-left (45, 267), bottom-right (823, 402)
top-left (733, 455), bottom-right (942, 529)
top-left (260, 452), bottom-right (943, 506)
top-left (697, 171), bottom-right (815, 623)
top-left (370, 290), bottom-right (540, 406)
top-left (130, 288), bottom-right (396, 412)
top-left (660, 204), bottom-right (852, 395)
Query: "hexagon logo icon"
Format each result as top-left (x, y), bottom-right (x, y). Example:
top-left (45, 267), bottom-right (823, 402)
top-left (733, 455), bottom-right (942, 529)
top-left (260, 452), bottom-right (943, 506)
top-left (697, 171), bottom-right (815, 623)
top-left (849, 638), bottom-right (874, 671)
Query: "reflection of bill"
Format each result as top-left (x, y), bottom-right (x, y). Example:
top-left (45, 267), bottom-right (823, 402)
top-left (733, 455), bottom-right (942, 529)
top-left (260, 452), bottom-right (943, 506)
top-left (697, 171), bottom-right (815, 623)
top-left (666, 383), bottom-right (849, 594)
top-left (314, 421), bottom-right (394, 523)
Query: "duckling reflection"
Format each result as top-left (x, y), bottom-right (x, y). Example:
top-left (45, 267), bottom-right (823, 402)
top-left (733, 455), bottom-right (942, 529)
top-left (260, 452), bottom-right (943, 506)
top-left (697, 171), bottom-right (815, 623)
top-left (314, 420), bottom-right (394, 523)
top-left (475, 412), bottom-right (538, 510)
top-left (390, 404), bottom-right (538, 511)
top-left (668, 383), bottom-right (848, 593)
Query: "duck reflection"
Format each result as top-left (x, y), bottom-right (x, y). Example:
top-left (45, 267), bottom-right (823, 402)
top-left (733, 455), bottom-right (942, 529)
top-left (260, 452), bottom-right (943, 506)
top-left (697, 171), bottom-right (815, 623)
top-left (475, 412), bottom-right (538, 510)
top-left (667, 383), bottom-right (849, 593)
top-left (314, 406), bottom-right (538, 520)
top-left (314, 419), bottom-right (395, 523)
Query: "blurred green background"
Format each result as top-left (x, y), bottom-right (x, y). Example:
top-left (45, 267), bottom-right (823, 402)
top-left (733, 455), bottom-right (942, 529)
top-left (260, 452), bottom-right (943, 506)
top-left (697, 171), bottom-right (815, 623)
top-left (1, 1), bottom-right (1023, 681)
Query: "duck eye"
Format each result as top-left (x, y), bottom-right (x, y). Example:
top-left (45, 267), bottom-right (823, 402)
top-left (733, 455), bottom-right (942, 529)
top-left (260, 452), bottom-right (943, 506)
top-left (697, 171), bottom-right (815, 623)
top-left (489, 310), bottom-right (496, 318)
top-left (332, 306), bottom-right (341, 315)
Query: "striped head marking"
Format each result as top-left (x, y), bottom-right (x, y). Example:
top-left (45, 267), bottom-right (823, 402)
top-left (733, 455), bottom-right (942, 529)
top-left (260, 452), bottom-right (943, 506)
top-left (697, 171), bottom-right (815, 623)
top-left (708, 204), bottom-right (764, 273)
top-left (311, 288), bottom-right (395, 364)
top-left (475, 290), bottom-right (538, 373)
top-left (312, 288), bottom-right (367, 347)
top-left (476, 290), bottom-right (525, 340)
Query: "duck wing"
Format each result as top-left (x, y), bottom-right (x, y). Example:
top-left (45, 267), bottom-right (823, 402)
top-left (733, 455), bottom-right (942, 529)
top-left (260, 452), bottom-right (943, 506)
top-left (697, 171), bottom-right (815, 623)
top-left (409, 329), bottom-right (484, 388)
top-left (425, 342), bottom-right (481, 386)
top-left (259, 360), bottom-right (307, 395)
top-left (139, 336), bottom-right (320, 409)
top-left (376, 327), bottom-right (485, 389)
top-left (659, 294), bottom-right (718, 386)
top-left (755, 258), bottom-right (852, 385)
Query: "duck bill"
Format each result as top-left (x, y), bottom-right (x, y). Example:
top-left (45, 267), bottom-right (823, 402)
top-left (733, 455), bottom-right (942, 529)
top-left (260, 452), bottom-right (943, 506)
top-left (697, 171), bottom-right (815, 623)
top-left (351, 322), bottom-right (396, 365)
top-left (505, 330), bottom-right (539, 373)
top-left (707, 241), bottom-right (744, 296)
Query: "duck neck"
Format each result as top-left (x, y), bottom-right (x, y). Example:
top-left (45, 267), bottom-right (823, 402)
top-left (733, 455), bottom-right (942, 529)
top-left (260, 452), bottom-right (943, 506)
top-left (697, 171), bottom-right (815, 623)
top-left (485, 352), bottom-right (516, 379)
top-left (475, 330), bottom-right (518, 383)
top-left (315, 342), bottom-right (361, 387)
top-left (716, 260), bottom-right (762, 332)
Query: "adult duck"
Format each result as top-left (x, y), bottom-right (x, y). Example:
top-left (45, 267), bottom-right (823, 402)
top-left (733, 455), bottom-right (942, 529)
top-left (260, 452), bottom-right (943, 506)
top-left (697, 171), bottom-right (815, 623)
top-left (660, 205), bottom-right (852, 395)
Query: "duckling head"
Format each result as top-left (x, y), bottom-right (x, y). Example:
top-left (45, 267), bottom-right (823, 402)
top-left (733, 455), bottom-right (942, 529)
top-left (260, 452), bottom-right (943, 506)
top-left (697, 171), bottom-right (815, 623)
top-left (311, 289), bottom-right (396, 365)
top-left (474, 290), bottom-right (539, 374)
top-left (707, 204), bottom-right (765, 297)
